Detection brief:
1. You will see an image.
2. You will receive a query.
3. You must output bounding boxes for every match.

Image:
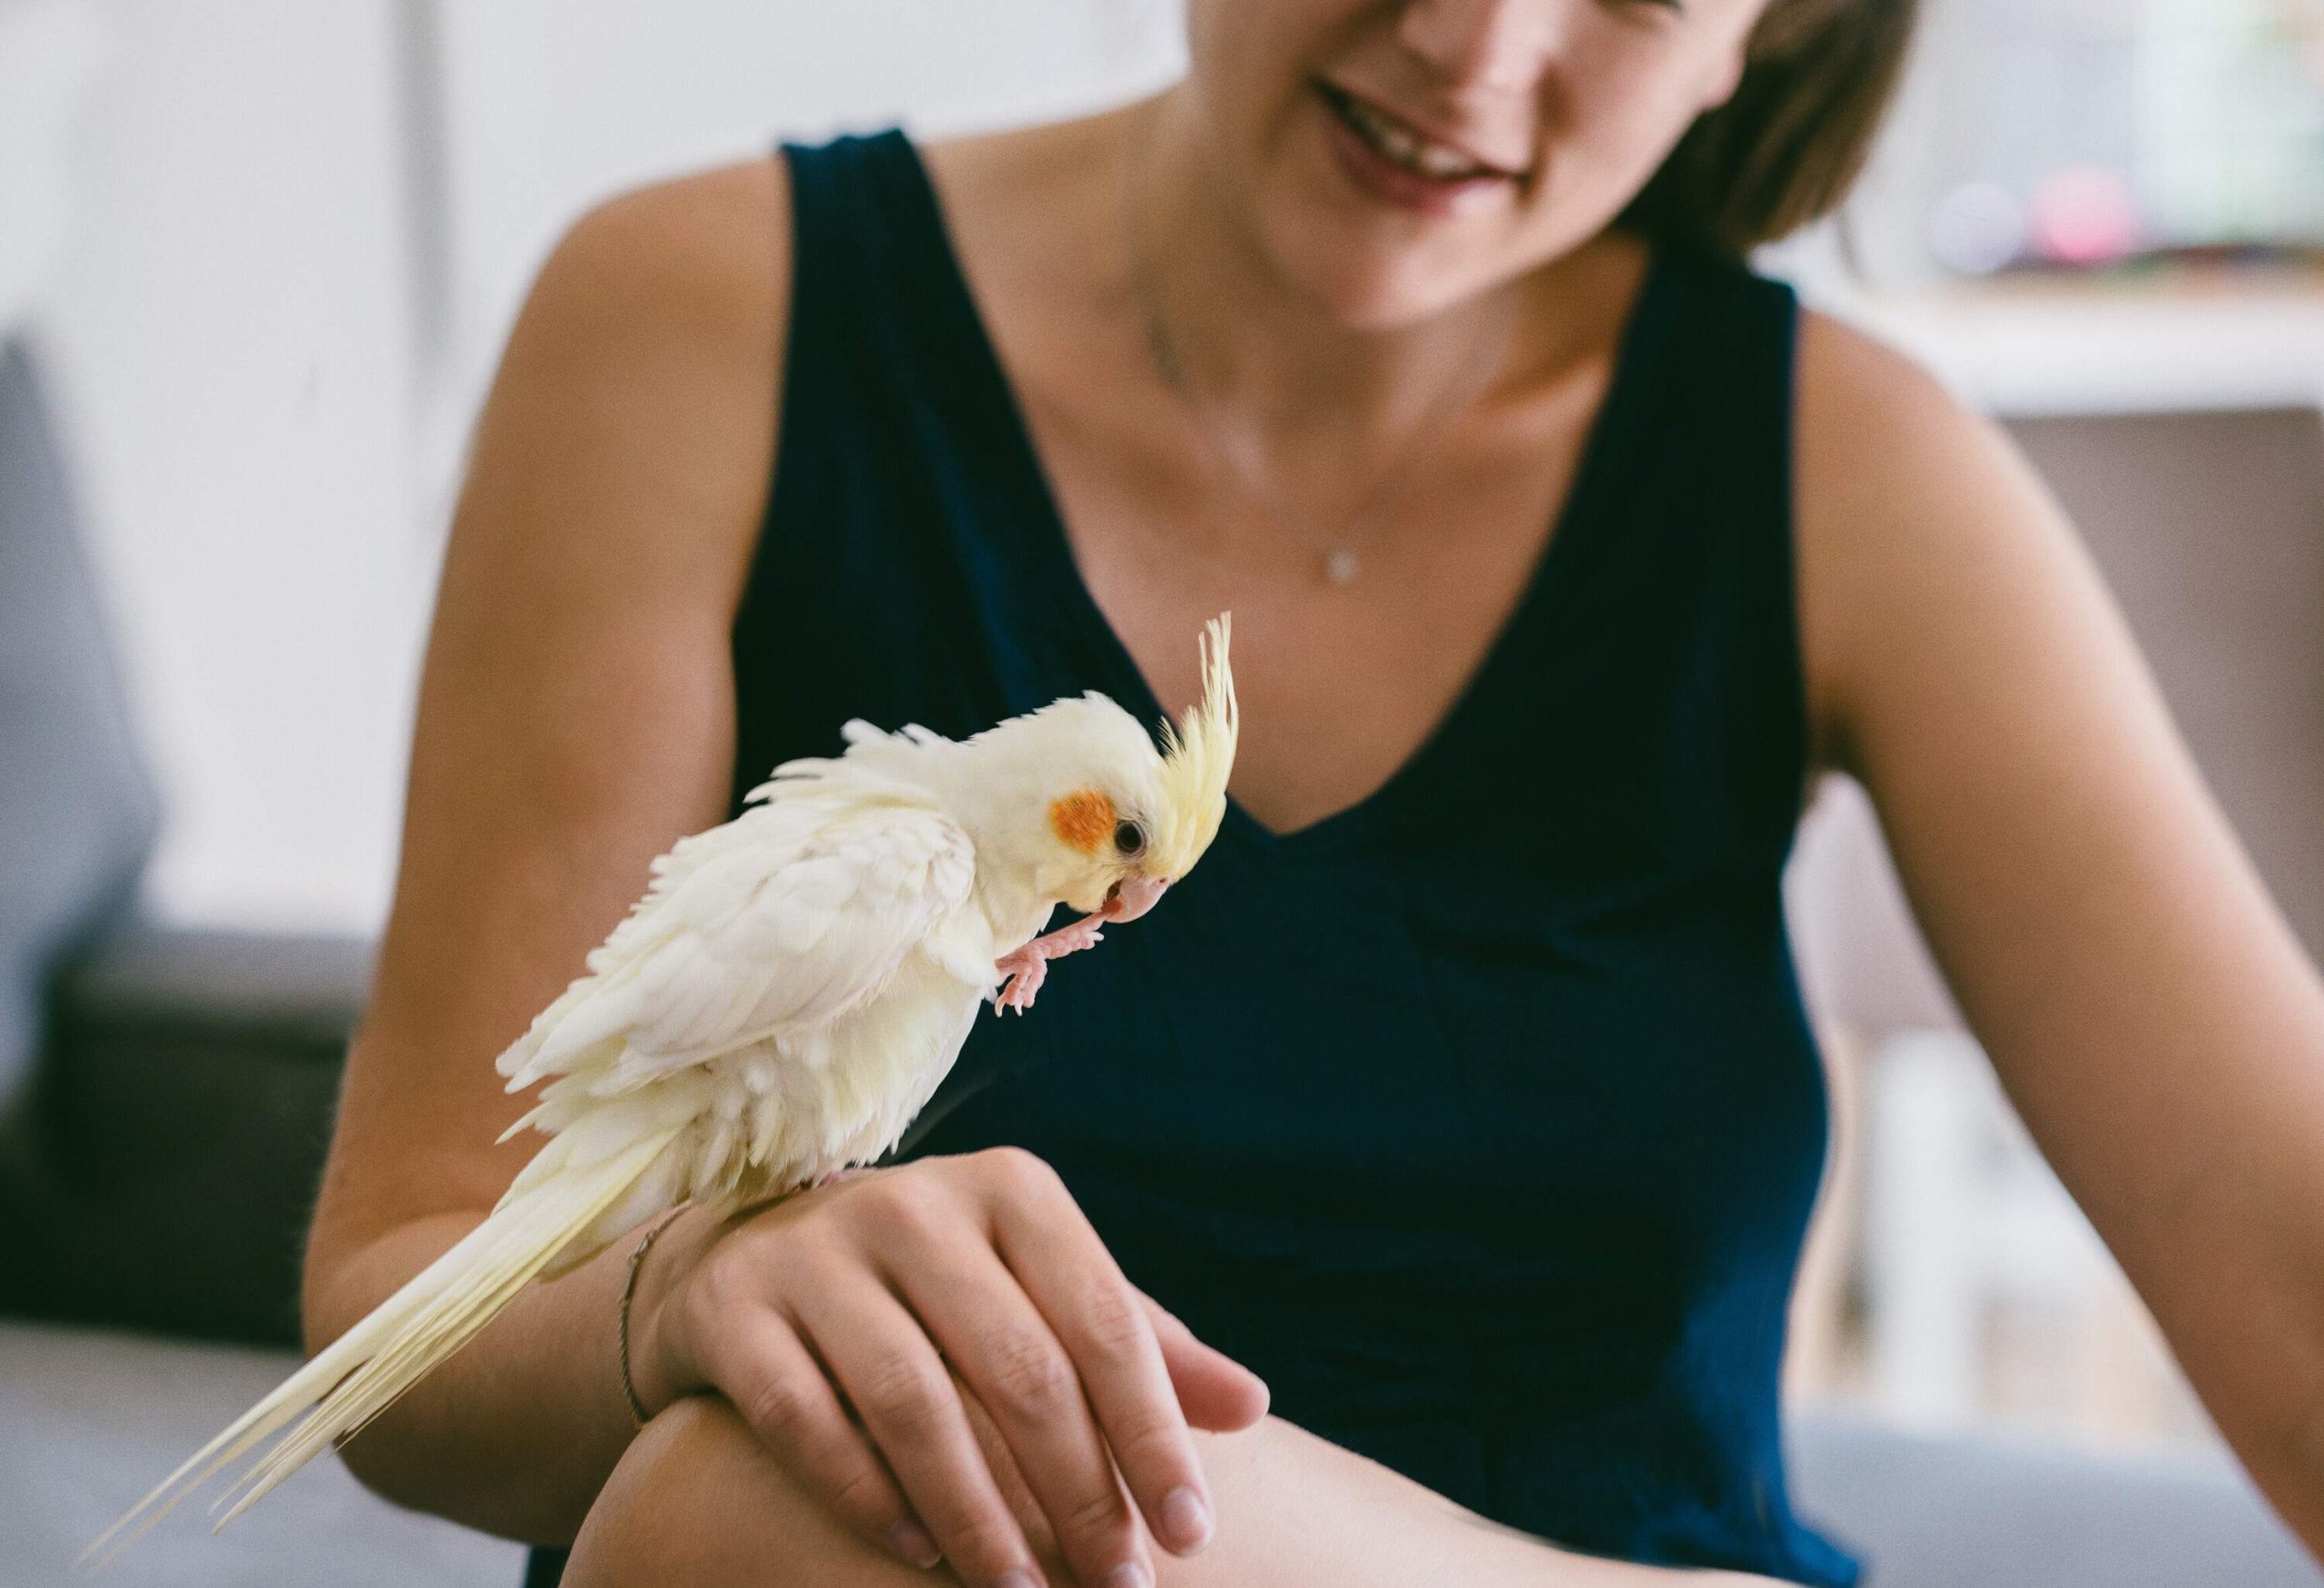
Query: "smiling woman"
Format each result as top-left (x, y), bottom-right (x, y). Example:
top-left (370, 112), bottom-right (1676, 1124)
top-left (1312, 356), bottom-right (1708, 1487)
top-left (301, 2), bottom-right (2324, 1587)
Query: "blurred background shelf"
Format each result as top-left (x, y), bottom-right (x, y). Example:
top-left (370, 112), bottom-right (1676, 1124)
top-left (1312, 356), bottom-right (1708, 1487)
top-left (1821, 275), bottom-right (2324, 417)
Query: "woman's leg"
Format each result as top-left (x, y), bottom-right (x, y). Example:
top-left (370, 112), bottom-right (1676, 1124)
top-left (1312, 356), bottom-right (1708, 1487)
top-left (564, 1394), bottom-right (928, 1585)
top-left (564, 1395), bottom-right (1765, 1587)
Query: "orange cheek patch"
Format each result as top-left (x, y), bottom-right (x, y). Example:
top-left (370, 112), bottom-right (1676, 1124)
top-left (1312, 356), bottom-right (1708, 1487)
top-left (1047, 788), bottom-right (1117, 854)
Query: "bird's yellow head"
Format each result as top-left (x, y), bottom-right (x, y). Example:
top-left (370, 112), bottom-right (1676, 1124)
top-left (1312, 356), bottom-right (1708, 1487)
top-left (1022, 616), bottom-right (1237, 922)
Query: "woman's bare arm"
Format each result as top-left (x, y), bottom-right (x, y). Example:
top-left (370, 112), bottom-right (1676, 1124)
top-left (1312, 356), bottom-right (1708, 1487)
top-left (1794, 309), bottom-right (2324, 1559)
top-left (301, 156), bottom-right (789, 1539)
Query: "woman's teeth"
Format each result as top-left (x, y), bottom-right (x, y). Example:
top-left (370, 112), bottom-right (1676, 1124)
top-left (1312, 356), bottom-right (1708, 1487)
top-left (1332, 89), bottom-right (1502, 182)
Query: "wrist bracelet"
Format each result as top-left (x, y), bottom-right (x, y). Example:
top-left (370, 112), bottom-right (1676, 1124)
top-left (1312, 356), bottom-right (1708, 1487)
top-left (618, 1207), bottom-right (688, 1430)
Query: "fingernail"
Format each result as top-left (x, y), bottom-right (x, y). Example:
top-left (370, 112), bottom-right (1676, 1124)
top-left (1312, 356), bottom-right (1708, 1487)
top-left (1162, 1484), bottom-right (1212, 1552)
top-left (884, 1519), bottom-right (940, 1568)
top-left (1104, 1564), bottom-right (1151, 1588)
top-left (991, 1572), bottom-right (1041, 1588)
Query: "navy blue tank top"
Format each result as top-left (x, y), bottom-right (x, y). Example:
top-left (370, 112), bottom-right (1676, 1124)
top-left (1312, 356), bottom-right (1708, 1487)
top-left (527, 126), bottom-right (1856, 1587)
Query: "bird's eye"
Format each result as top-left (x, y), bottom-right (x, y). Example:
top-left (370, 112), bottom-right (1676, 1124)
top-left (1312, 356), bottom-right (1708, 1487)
top-left (1113, 819), bottom-right (1146, 855)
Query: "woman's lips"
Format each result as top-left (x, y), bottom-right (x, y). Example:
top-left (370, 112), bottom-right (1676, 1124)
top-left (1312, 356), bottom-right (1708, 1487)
top-left (1315, 82), bottom-right (1522, 219)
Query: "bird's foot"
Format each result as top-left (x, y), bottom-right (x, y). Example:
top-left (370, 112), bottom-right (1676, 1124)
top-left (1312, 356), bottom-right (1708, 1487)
top-left (994, 950), bottom-right (1048, 1012)
top-left (1036, 913), bottom-right (1108, 957)
top-left (991, 913), bottom-right (1106, 1014)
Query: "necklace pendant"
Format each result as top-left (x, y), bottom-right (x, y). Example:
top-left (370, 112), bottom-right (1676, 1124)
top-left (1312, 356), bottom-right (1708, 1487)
top-left (1324, 547), bottom-right (1361, 585)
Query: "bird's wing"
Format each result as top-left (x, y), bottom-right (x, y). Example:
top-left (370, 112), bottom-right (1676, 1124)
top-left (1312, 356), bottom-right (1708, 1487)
top-left (497, 800), bottom-right (980, 1097)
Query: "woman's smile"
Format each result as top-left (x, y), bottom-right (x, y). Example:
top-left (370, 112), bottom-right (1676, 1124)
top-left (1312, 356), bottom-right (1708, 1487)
top-left (1312, 76), bottom-right (1531, 219)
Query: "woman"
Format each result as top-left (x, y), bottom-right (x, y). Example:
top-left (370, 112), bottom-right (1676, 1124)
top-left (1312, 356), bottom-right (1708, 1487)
top-left (300, 1), bottom-right (2324, 1584)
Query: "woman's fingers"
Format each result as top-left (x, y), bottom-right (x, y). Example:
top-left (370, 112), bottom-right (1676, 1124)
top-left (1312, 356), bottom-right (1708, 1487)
top-left (794, 1271), bottom-right (1047, 1588)
top-left (893, 1241), bottom-right (1152, 1588)
top-left (704, 1317), bottom-right (940, 1570)
top-left (982, 1154), bottom-right (1218, 1560)
top-left (674, 1152), bottom-right (1270, 1584)
top-left (948, 1362), bottom-right (1065, 1568)
top-left (1138, 1291), bottom-right (1272, 1432)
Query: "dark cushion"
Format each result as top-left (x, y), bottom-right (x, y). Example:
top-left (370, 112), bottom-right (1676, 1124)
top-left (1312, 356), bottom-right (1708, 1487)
top-left (0, 339), bottom-right (158, 1105)
top-left (0, 923), bottom-right (371, 1345)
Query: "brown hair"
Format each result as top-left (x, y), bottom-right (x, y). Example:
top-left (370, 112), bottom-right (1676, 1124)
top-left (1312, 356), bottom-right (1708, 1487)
top-left (1617, 0), bottom-right (1921, 258)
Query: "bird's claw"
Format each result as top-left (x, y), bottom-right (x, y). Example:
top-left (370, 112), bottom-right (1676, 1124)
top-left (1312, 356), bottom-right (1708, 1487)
top-left (991, 911), bottom-right (1109, 1014)
top-left (994, 952), bottom-right (1047, 1012)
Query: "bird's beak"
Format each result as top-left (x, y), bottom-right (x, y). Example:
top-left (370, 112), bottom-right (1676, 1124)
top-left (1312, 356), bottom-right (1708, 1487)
top-left (1102, 874), bottom-right (1170, 922)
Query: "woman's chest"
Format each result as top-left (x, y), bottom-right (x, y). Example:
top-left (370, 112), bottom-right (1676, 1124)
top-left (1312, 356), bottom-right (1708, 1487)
top-left (1019, 381), bottom-right (1608, 837)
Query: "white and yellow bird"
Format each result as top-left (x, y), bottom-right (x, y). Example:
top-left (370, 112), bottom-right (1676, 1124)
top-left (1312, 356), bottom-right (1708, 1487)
top-left (93, 616), bottom-right (1236, 1561)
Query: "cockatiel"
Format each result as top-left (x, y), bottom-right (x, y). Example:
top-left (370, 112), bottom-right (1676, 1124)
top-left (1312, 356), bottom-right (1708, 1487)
top-left (92, 616), bottom-right (1236, 1562)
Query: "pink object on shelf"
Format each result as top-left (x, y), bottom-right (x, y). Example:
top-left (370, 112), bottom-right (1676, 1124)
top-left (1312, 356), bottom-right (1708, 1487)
top-left (2026, 166), bottom-right (2142, 268)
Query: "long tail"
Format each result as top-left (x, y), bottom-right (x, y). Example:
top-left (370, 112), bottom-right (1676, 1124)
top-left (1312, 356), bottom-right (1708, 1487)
top-left (82, 1123), bottom-right (680, 1569)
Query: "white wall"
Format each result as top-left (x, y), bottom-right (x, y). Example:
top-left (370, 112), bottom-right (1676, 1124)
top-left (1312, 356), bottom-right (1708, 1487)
top-left (34, 0), bottom-right (1188, 936)
top-left (37, 0), bottom-right (423, 934)
top-left (422, 0), bottom-right (1187, 498)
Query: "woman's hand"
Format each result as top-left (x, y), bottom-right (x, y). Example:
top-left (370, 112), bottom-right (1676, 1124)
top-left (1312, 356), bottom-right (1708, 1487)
top-left (629, 1147), bottom-right (1270, 1588)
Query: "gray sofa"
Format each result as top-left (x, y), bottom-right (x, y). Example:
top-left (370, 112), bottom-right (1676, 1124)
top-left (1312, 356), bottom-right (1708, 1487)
top-left (0, 922), bottom-right (372, 1346)
top-left (1792, 1416), bottom-right (2322, 1588)
top-left (0, 331), bottom-right (366, 1348)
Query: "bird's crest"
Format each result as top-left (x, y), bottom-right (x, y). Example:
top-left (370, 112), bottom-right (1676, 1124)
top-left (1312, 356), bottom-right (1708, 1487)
top-left (1149, 615), bottom-right (1237, 880)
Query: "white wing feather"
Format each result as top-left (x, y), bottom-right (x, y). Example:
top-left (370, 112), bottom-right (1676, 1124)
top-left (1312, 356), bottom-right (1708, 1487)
top-left (498, 798), bottom-right (979, 1100)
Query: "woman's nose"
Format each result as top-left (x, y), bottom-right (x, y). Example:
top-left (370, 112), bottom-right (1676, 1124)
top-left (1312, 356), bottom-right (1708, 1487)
top-left (1395, 0), bottom-right (1561, 94)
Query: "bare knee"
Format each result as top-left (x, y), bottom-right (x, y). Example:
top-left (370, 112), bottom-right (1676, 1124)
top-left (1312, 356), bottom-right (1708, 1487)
top-left (563, 1397), bottom-right (741, 1587)
top-left (565, 1395), bottom-right (932, 1588)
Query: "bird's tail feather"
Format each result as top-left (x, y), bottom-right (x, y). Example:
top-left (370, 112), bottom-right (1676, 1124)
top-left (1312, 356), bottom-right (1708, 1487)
top-left (82, 1125), bottom-right (680, 1570)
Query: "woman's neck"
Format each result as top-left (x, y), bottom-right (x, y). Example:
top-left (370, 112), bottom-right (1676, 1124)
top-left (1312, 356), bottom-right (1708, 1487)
top-left (1112, 86), bottom-right (1623, 456)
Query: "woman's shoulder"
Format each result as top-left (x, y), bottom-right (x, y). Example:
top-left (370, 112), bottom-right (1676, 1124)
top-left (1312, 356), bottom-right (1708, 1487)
top-left (1788, 295), bottom-right (2084, 768)
top-left (1795, 300), bottom-right (1976, 437)
top-left (527, 155), bottom-right (791, 379)
top-left (473, 156), bottom-right (793, 609)
top-left (1790, 300), bottom-right (2037, 566)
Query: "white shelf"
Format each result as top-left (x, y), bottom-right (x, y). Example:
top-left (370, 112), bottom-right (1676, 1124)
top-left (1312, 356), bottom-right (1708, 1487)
top-left (1807, 276), bottom-right (2324, 419)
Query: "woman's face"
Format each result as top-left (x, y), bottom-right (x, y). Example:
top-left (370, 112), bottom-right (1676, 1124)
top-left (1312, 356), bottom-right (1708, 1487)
top-left (1180, 0), bottom-right (1772, 326)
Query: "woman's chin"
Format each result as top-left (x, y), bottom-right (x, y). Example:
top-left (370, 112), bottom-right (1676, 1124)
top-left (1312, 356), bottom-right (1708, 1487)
top-left (1259, 197), bottom-right (1502, 330)
top-left (1252, 123), bottom-right (1521, 326)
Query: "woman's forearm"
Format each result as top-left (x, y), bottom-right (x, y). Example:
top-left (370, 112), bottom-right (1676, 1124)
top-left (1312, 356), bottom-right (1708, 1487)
top-left (305, 1202), bottom-right (720, 1543)
top-left (2122, 1160), bottom-right (2324, 1570)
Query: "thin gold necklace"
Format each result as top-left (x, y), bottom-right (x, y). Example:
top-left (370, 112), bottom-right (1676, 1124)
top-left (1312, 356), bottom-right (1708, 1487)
top-left (1121, 113), bottom-right (1520, 587)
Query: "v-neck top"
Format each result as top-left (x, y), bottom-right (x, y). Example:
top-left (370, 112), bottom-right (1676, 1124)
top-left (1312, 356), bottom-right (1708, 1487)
top-left (717, 127), bottom-right (1852, 1585)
